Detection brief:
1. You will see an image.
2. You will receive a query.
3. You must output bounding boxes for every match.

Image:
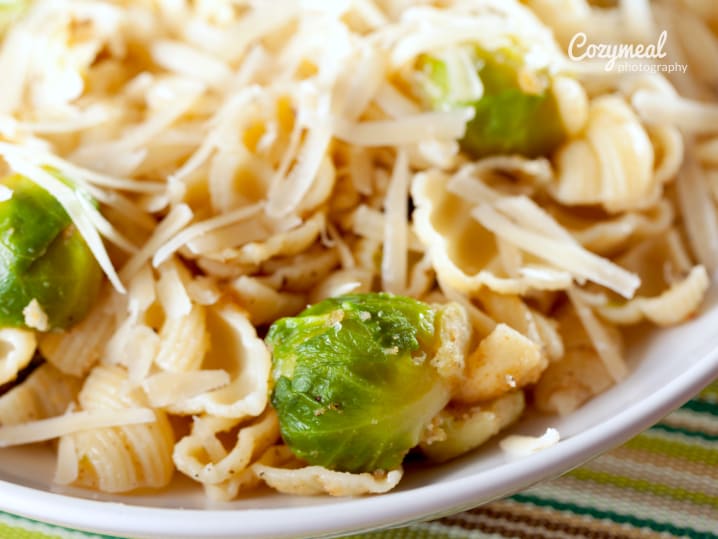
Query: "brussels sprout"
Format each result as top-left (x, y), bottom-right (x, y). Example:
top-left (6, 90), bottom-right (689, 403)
top-left (266, 293), bottom-right (457, 473)
top-left (0, 174), bottom-right (103, 330)
top-left (421, 45), bottom-right (566, 158)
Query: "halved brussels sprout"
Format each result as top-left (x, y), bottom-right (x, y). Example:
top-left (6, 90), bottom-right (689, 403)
top-left (421, 45), bottom-right (567, 158)
top-left (266, 293), bottom-right (461, 473)
top-left (0, 174), bottom-right (103, 330)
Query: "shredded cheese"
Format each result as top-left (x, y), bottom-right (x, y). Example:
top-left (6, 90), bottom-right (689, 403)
top-left (0, 408), bottom-right (156, 448)
top-left (142, 370), bottom-right (231, 408)
top-left (22, 299), bottom-right (48, 331)
top-left (500, 428), bottom-right (561, 457)
top-left (333, 109), bottom-right (473, 147)
top-left (473, 203), bottom-right (641, 298)
top-left (0, 148), bottom-right (127, 293)
top-left (381, 149), bottom-right (410, 294)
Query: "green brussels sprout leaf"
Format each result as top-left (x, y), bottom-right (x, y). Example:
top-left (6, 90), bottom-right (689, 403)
top-left (267, 293), bottom-right (455, 473)
top-left (0, 173), bottom-right (103, 330)
top-left (421, 45), bottom-right (567, 158)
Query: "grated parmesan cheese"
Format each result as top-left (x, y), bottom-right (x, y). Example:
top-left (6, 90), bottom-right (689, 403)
top-left (473, 203), bottom-right (641, 299)
top-left (54, 433), bottom-right (78, 485)
top-left (499, 428), bottom-right (561, 457)
top-left (0, 408), bottom-right (156, 448)
top-left (142, 370), bottom-right (230, 408)
top-left (333, 109), bottom-right (474, 147)
top-left (381, 150), bottom-right (410, 294)
top-left (0, 146), bottom-right (127, 293)
top-left (0, 0), bottom-right (711, 503)
top-left (22, 299), bottom-right (49, 332)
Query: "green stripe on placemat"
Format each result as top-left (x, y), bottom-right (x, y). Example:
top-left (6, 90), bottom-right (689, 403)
top-left (0, 510), bottom-right (120, 539)
top-left (5, 380), bottom-right (718, 539)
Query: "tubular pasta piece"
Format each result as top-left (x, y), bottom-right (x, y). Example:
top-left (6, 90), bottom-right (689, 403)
top-left (252, 463), bottom-right (403, 497)
top-left (0, 328), bottom-right (36, 386)
top-left (552, 96), bottom-right (657, 213)
top-left (66, 364), bottom-right (175, 492)
top-left (553, 76), bottom-right (588, 136)
top-left (167, 302), bottom-right (270, 419)
top-left (650, 125), bottom-right (684, 185)
top-left (104, 321), bottom-right (160, 386)
top-left (39, 290), bottom-right (117, 377)
top-left (156, 257), bottom-right (192, 319)
top-left (154, 303), bottom-right (209, 373)
top-left (0, 364), bottom-right (81, 426)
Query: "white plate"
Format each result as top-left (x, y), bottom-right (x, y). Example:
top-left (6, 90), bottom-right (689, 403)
top-left (3, 288), bottom-right (718, 539)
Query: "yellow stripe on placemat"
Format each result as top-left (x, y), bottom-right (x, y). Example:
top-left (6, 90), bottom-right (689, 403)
top-left (0, 522), bottom-right (63, 539)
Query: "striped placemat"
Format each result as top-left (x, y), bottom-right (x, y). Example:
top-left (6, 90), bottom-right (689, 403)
top-left (3, 380), bottom-right (718, 539)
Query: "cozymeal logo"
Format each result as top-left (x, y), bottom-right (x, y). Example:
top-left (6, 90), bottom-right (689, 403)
top-left (568, 30), bottom-right (687, 74)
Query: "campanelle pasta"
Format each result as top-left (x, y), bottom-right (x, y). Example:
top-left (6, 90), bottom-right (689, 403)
top-left (0, 0), bottom-right (715, 500)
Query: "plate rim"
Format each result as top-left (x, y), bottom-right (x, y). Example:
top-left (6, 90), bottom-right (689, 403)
top-left (1, 341), bottom-right (717, 539)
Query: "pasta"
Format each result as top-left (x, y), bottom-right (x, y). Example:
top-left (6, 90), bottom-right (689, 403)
top-left (0, 328), bottom-right (36, 386)
top-left (0, 0), bottom-right (714, 500)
